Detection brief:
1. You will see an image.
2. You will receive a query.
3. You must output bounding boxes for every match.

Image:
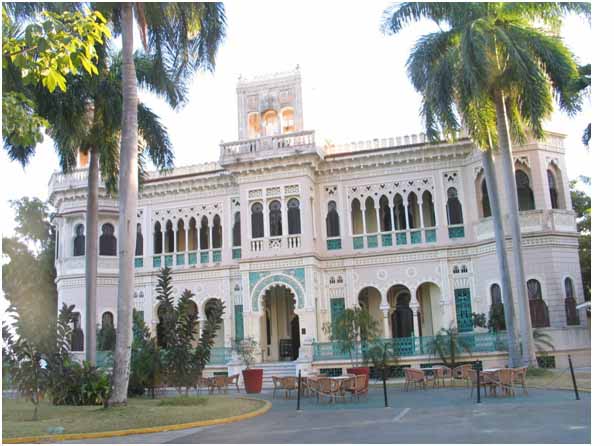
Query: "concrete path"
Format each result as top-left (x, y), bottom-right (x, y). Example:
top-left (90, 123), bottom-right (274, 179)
top-left (64, 386), bottom-right (590, 444)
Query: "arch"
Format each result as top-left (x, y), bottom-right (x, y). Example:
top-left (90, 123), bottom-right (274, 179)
top-left (516, 169), bottom-right (536, 211)
top-left (527, 279), bottom-right (549, 327)
top-left (408, 192), bottom-right (420, 228)
top-left (135, 223), bottom-right (143, 256)
top-left (153, 221), bottom-right (162, 254)
top-left (564, 277), bottom-right (580, 325)
top-left (100, 311), bottom-right (116, 351)
top-left (446, 187), bottom-right (463, 225)
top-left (262, 109), bottom-right (279, 136)
top-left (287, 198), bottom-right (301, 235)
top-left (232, 212), bottom-right (241, 247)
top-left (364, 197), bottom-right (377, 233)
top-left (251, 202), bottom-right (264, 239)
top-left (547, 165), bottom-right (564, 209)
top-left (204, 298), bottom-right (225, 348)
top-left (164, 220), bottom-right (174, 253)
top-left (73, 223), bottom-right (85, 256)
top-left (200, 216), bottom-right (209, 250)
top-left (351, 198), bottom-right (363, 234)
top-left (379, 195), bottom-right (392, 232)
top-left (281, 107), bottom-right (295, 133)
top-left (326, 200), bottom-right (340, 237)
top-left (489, 283), bottom-right (506, 331)
top-left (422, 191), bottom-right (436, 227)
top-left (269, 200), bottom-right (282, 237)
top-left (252, 274), bottom-right (305, 312)
top-left (70, 312), bottom-right (84, 351)
top-left (476, 175), bottom-right (492, 218)
top-left (393, 193), bottom-right (407, 230)
top-left (387, 284), bottom-right (413, 338)
top-left (259, 284), bottom-right (300, 361)
top-left (416, 282), bottom-right (442, 337)
top-left (212, 214), bottom-right (222, 249)
top-left (99, 223), bottom-right (117, 256)
top-left (176, 219), bottom-right (186, 252)
top-left (247, 112), bottom-right (261, 139)
top-left (188, 217), bottom-right (197, 250)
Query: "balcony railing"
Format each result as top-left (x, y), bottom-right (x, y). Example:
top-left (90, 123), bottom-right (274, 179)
top-left (351, 228), bottom-right (438, 251)
top-left (220, 130), bottom-right (316, 159)
top-left (152, 249), bottom-right (221, 268)
top-left (475, 209), bottom-right (577, 241)
top-left (312, 332), bottom-right (509, 361)
top-left (250, 235), bottom-right (302, 252)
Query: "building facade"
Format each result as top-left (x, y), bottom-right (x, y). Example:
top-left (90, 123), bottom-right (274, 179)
top-left (50, 68), bottom-right (590, 376)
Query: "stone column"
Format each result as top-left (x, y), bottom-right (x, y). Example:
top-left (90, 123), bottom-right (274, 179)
top-left (410, 301), bottom-right (420, 337)
top-left (381, 307), bottom-right (391, 338)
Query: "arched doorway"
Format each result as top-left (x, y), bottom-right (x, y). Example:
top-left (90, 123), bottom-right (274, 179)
top-left (416, 282), bottom-right (443, 337)
top-left (358, 286), bottom-right (384, 336)
top-left (386, 285), bottom-right (414, 338)
top-left (260, 285), bottom-right (300, 362)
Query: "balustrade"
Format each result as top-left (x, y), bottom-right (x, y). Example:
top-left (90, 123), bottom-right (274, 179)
top-left (448, 224), bottom-right (465, 239)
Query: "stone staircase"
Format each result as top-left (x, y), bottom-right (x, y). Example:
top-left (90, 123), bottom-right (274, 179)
top-left (257, 361), bottom-right (296, 388)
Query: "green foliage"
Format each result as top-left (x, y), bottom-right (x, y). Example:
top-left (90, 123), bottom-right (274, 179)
top-left (2, 91), bottom-right (48, 152)
top-left (2, 6), bottom-right (110, 92)
top-left (157, 396), bottom-right (209, 407)
top-left (472, 312), bottom-right (487, 329)
top-left (231, 337), bottom-right (259, 370)
top-left (96, 324), bottom-right (116, 352)
top-left (488, 303), bottom-right (506, 332)
top-left (533, 329), bottom-right (555, 352)
top-left (155, 267), bottom-right (175, 349)
top-left (364, 339), bottom-right (398, 376)
top-left (570, 177), bottom-right (591, 300)
top-left (381, 2), bottom-right (589, 150)
top-left (129, 310), bottom-right (160, 397)
top-left (426, 326), bottom-right (473, 368)
top-left (323, 306), bottom-right (380, 367)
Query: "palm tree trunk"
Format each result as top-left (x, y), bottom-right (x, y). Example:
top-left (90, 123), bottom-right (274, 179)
top-left (85, 147), bottom-right (99, 364)
top-left (493, 90), bottom-right (536, 366)
top-left (108, 3), bottom-right (138, 405)
top-left (480, 148), bottom-right (522, 367)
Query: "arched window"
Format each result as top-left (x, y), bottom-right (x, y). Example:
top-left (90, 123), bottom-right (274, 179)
top-left (446, 187), bottom-right (463, 225)
top-left (364, 197), bottom-right (377, 233)
top-left (135, 223), bottom-right (143, 256)
top-left (407, 192), bottom-right (420, 228)
top-left (481, 179), bottom-right (492, 218)
top-left (247, 112), bottom-right (261, 139)
top-left (281, 107), bottom-right (295, 133)
top-left (200, 216), bottom-right (209, 250)
top-left (379, 196), bottom-right (392, 232)
top-left (70, 312), bottom-right (84, 351)
top-left (153, 222), bottom-right (162, 254)
top-left (176, 219), bottom-right (186, 252)
top-left (269, 200), bottom-right (282, 237)
top-left (251, 203), bottom-right (264, 238)
top-left (73, 224), bottom-right (85, 256)
top-left (212, 215), bottom-right (222, 248)
top-left (490, 284), bottom-right (502, 306)
top-left (188, 218), bottom-right (197, 250)
top-left (232, 212), bottom-right (241, 247)
top-left (527, 279), bottom-right (550, 328)
top-left (263, 110), bottom-right (278, 136)
top-left (393, 194), bottom-right (407, 230)
top-left (391, 292), bottom-right (413, 338)
top-left (351, 198), bottom-right (363, 234)
top-left (548, 170), bottom-right (560, 209)
top-left (489, 284), bottom-right (506, 331)
top-left (287, 199), bottom-right (301, 235)
top-left (564, 277), bottom-right (580, 326)
top-left (516, 170), bottom-right (535, 211)
top-left (99, 223), bottom-right (117, 256)
top-left (326, 201), bottom-right (340, 237)
top-left (164, 220), bottom-right (174, 253)
top-left (100, 311), bottom-right (116, 351)
top-left (422, 191), bottom-right (436, 227)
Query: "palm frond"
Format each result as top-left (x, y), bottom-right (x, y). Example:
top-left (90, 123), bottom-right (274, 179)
top-left (137, 103), bottom-right (174, 171)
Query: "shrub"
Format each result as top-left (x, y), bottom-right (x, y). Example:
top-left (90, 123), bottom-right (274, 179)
top-left (426, 326), bottom-right (473, 368)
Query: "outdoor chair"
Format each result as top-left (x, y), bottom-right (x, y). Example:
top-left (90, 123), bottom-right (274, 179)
top-left (497, 368), bottom-right (515, 397)
top-left (338, 375), bottom-right (357, 402)
top-left (452, 364), bottom-right (472, 387)
top-left (512, 366), bottom-right (529, 395)
top-left (349, 374), bottom-right (368, 400)
top-left (271, 376), bottom-right (283, 399)
top-left (403, 368), bottom-right (426, 391)
top-left (196, 376), bottom-right (211, 395)
top-left (468, 369), bottom-right (498, 398)
top-left (226, 374), bottom-right (241, 393)
top-left (212, 375), bottom-right (228, 394)
top-left (315, 377), bottom-right (342, 404)
top-left (279, 377), bottom-right (298, 399)
top-left (440, 366), bottom-right (453, 386)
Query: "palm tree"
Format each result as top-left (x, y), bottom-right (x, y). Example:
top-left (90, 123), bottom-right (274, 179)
top-left (382, 2), bottom-right (589, 366)
top-left (98, 2), bottom-right (226, 405)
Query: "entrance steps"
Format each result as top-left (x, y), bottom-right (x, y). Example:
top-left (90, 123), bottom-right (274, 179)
top-left (256, 361), bottom-right (296, 388)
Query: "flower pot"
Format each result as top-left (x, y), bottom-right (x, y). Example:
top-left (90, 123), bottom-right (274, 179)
top-left (347, 366), bottom-right (370, 389)
top-left (242, 368), bottom-right (263, 394)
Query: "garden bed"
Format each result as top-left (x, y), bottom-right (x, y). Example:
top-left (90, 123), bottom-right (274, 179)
top-left (2, 395), bottom-right (266, 440)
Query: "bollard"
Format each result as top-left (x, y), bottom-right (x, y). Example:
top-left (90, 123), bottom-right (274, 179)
top-left (568, 355), bottom-right (580, 401)
top-left (474, 360), bottom-right (482, 404)
top-left (382, 368), bottom-right (389, 408)
top-left (297, 370), bottom-right (302, 411)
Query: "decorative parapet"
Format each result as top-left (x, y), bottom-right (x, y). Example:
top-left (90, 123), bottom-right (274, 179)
top-left (219, 130), bottom-right (317, 165)
top-left (475, 209), bottom-right (578, 241)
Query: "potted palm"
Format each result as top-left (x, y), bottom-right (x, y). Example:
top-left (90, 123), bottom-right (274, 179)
top-left (231, 337), bottom-right (263, 393)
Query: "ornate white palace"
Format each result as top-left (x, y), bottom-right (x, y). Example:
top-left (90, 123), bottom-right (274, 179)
top-left (50, 67), bottom-right (590, 378)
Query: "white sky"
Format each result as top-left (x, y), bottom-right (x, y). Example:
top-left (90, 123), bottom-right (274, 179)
top-left (0, 1), bottom-right (592, 238)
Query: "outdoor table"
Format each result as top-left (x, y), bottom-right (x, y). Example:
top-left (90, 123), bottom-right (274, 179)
top-left (420, 367), bottom-right (444, 388)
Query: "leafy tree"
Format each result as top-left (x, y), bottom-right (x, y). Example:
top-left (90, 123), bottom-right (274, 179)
top-left (323, 306), bottom-right (380, 367)
top-left (570, 177), bottom-right (591, 300)
top-left (488, 302), bottom-right (506, 332)
top-left (129, 310), bottom-right (160, 397)
top-left (97, 323), bottom-right (116, 352)
top-left (381, 2), bottom-right (589, 366)
top-left (155, 267), bottom-right (175, 349)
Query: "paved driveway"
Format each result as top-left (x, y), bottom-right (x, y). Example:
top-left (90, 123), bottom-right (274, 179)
top-left (66, 385), bottom-right (590, 444)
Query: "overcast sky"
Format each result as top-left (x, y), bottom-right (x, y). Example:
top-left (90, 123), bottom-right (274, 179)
top-left (0, 1), bottom-right (592, 238)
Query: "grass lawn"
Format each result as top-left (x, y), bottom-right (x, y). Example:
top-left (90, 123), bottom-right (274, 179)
top-left (525, 369), bottom-right (591, 390)
top-left (2, 395), bottom-right (265, 440)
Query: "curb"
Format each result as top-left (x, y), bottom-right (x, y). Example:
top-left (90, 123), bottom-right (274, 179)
top-left (3, 397), bottom-right (271, 444)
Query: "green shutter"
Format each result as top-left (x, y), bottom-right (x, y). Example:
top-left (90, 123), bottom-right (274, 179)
top-left (330, 298), bottom-right (346, 325)
top-left (234, 305), bottom-right (244, 341)
top-left (454, 288), bottom-right (473, 333)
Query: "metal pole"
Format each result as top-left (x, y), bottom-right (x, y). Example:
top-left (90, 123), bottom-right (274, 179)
top-left (568, 355), bottom-right (580, 401)
top-left (296, 370), bottom-right (302, 410)
top-left (383, 367), bottom-right (389, 407)
top-left (476, 362), bottom-right (481, 404)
